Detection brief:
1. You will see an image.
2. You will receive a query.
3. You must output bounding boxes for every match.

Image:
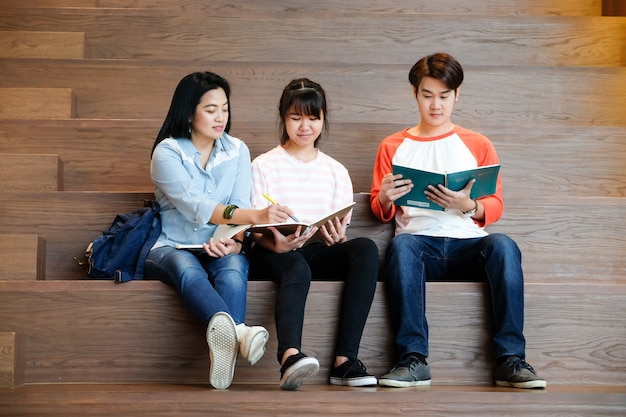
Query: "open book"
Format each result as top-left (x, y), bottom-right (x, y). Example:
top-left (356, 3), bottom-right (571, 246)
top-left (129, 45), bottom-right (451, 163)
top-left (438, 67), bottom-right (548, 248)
top-left (392, 164), bottom-right (500, 211)
top-left (247, 202), bottom-right (356, 239)
top-left (175, 202), bottom-right (356, 249)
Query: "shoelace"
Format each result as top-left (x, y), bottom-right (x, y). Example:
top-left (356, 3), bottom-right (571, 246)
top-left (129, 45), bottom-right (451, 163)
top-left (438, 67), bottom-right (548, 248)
top-left (507, 357), bottom-right (536, 374)
top-left (393, 355), bottom-right (423, 371)
top-left (350, 358), bottom-right (367, 373)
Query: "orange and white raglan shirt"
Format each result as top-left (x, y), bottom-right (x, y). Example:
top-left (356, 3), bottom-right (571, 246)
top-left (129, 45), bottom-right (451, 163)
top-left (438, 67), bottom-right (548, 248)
top-left (370, 125), bottom-right (504, 239)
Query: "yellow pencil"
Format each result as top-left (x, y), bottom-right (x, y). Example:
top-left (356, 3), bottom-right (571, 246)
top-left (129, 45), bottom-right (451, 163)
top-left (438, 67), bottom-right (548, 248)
top-left (263, 193), bottom-right (300, 222)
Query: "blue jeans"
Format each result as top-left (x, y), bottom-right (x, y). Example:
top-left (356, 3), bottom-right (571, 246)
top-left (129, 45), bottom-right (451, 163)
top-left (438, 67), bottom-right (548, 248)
top-left (385, 233), bottom-right (526, 361)
top-left (144, 246), bottom-right (248, 327)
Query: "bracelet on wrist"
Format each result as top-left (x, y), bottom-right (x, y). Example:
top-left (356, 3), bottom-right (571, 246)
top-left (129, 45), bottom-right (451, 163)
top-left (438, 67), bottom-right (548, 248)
top-left (462, 199), bottom-right (478, 216)
top-left (223, 204), bottom-right (238, 220)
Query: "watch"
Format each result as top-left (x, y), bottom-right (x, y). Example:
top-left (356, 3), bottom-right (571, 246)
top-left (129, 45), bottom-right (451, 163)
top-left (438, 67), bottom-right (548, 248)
top-left (223, 204), bottom-right (238, 220)
top-left (462, 199), bottom-right (478, 216)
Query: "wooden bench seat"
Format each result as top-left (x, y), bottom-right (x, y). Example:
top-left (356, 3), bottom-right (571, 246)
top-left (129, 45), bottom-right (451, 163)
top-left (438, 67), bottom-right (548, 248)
top-left (0, 11), bottom-right (622, 66)
top-left (1, 279), bottom-right (624, 388)
top-left (0, 192), bottom-right (624, 284)
top-left (1, 59), bottom-right (625, 126)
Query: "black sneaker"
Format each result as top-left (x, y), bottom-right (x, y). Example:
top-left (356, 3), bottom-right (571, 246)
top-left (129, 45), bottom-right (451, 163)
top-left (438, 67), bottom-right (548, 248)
top-left (279, 352), bottom-right (319, 390)
top-left (329, 358), bottom-right (378, 387)
top-left (378, 355), bottom-right (431, 387)
top-left (494, 356), bottom-right (546, 389)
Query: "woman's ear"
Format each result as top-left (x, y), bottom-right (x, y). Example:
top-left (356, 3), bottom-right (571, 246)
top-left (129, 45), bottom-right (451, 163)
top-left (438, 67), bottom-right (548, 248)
top-left (455, 87), bottom-right (461, 102)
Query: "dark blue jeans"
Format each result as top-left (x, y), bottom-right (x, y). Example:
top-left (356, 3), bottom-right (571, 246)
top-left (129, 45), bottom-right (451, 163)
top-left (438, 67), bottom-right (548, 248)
top-left (145, 246), bottom-right (248, 327)
top-left (385, 233), bottom-right (526, 361)
top-left (249, 238), bottom-right (379, 363)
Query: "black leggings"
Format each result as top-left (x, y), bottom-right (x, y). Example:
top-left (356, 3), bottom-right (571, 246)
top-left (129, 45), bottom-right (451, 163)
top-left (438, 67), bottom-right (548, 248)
top-left (249, 238), bottom-right (379, 363)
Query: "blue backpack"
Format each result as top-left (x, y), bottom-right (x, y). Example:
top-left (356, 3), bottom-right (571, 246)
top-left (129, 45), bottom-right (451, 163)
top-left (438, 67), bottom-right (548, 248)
top-left (78, 200), bottom-right (161, 283)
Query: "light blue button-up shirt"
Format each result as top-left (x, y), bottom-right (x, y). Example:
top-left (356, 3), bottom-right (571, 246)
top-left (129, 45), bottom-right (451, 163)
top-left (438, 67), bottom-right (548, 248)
top-left (150, 134), bottom-right (252, 248)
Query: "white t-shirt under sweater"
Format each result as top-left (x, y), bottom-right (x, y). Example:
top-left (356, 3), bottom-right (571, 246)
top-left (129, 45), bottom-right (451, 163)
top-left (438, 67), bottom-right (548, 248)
top-left (370, 126), bottom-right (504, 239)
top-left (251, 145), bottom-right (354, 224)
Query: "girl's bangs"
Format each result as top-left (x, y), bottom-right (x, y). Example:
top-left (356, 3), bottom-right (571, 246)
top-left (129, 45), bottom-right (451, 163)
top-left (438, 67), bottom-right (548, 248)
top-left (289, 90), bottom-right (323, 117)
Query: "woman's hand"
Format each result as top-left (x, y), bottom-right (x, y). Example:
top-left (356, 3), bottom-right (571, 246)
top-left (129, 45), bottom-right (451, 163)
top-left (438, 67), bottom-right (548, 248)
top-left (202, 237), bottom-right (242, 257)
top-left (319, 215), bottom-right (348, 246)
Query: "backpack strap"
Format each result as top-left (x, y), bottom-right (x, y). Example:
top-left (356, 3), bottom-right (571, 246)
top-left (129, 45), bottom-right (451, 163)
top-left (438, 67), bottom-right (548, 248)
top-left (115, 203), bottom-right (161, 284)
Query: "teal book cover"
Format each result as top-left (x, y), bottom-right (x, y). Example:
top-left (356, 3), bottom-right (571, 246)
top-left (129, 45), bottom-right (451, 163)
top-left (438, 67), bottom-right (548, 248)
top-left (392, 164), bottom-right (500, 210)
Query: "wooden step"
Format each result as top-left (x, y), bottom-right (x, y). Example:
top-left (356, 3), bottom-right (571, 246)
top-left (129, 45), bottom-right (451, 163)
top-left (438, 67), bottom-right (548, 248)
top-left (0, 280), bottom-right (624, 388)
top-left (0, 192), bottom-right (623, 284)
top-left (1, 384), bottom-right (624, 417)
top-left (0, 31), bottom-right (84, 59)
top-left (1, 11), bottom-right (622, 65)
top-left (0, 0), bottom-right (605, 16)
top-left (0, 192), bottom-right (154, 281)
top-left (0, 154), bottom-right (63, 192)
top-left (0, 87), bottom-right (73, 119)
top-left (0, 331), bottom-right (22, 389)
top-left (1, 60), bottom-right (624, 126)
top-left (0, 235), bottom-right (45, 281)
top-left (2, 119), bottom-right (625, 196)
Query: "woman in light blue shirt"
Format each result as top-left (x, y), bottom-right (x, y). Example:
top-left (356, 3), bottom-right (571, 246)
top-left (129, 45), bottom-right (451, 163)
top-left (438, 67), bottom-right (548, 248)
top-left (145, 72), bottom-right (292, 389)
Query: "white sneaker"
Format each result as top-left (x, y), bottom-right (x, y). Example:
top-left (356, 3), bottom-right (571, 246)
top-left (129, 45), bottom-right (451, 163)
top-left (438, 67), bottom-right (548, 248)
top-left (206, 312), bottom-right (238, 389)
top-left (236, 323), bottom-right (269, 366)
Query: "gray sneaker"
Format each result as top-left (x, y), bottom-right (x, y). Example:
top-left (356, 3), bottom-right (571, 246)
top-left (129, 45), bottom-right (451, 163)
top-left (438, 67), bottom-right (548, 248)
top-left (378, 355), bottom-right (431, 387)
top-left (494, 356), bottom-right (546, 389)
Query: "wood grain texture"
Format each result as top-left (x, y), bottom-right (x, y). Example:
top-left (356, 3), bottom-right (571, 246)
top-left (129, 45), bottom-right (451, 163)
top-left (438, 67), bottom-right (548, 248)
top-left (0, 192), bottom-right (155, 280)
top-left (0, 384), bottom-right (624, 417)
top-left (0, 154), bottom-right (62, 192)
top-left (0, 31), bottom-right (84, 59)
top-left (0, 192), bottom-right (623, 284)
top-left (0, 87), bottom-right (73, 119)
top-left (0, 332), bottom-right (22, 388)
top-left (0, 0), bottom-right (605, 16)
top-left (1, 120), bottom-right (625, 196)
top-left (0, 280), bottom-right (623, 387)
top-left (1, 60), bottom-right (625, 126)
top-left (0, 10), bottom-right (621, 65)
top-left (0, 235), bottom-right (45, 281)
top-left (489, 197), bottom-right (626, 283)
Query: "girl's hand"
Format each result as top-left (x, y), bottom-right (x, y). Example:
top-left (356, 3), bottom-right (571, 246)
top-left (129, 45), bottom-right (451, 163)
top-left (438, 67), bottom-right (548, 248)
top-left (319, 215), bottom-right (348, 246)
top-left (257, 204), bottom-right (296, 224)
top-left (268, 225), bottom-right (318, 253)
